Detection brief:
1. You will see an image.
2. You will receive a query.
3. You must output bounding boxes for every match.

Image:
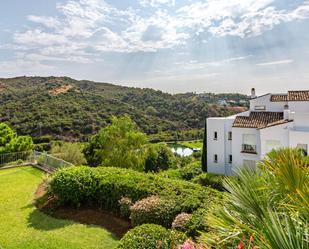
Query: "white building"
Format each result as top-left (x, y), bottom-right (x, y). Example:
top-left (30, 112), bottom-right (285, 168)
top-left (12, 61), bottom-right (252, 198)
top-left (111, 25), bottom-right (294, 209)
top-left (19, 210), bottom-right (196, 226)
top-left (207, 88), bottom-right (309, 175)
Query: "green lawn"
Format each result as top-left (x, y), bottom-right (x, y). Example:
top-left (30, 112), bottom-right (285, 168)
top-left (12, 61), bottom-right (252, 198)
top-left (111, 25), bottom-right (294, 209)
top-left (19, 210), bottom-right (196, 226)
top-left (178, 140), bottom-right (203, 149)
top-left (0, 167), bottom-right (119, 249)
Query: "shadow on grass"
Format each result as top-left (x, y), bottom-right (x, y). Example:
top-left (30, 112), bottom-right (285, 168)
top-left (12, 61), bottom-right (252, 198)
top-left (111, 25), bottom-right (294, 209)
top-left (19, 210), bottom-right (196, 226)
top-left (27, 209), bottom-right (75, 231)
top-left (27, 208), bottom-right (120, 242)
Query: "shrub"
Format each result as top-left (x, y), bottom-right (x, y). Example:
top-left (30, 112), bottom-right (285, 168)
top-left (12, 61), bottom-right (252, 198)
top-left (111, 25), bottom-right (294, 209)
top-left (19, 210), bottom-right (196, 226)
top-left (117, 224), bottom-right (187, 249)
top-left (179, 162), bottom-right (203, 180)
top-left (50, 142), bottom-right (86, 165)
top-left (130, 196), bottom-right (181, 228)
top-left (172, 213), bottom-right (192, 232)
top-left (49, 167), bottom-right (99, 207)
top-left (185, 208), bottom-right (209, 238)
top-left (192, 173), bottom-right (225, 191)
top-left (50, 166), bottom-right (223, 215)
top-left (118, 197), bottom-right (133, 219)
top-left (144, 144), bottom-right (175, 172)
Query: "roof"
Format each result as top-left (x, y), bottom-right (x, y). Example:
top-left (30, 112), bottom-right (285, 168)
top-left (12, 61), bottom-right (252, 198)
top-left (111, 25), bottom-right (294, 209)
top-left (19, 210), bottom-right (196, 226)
top-left (270, 90), bottom-right (309, 102)
top-left (233, 112), bottom-right (284, 129)
top-left (270, 94), bottom-right (288, 102)
top-left (288, 90), bottom-right (309, 101)
top-left (258, 119), bottom-right (294, 130)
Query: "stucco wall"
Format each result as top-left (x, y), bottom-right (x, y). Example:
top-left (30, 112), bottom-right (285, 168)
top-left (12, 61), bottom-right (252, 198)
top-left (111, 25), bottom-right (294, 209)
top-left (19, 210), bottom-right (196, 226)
top-left (231, 127), bottom-right (261, 173)
top-left (259, 123), bottom-right (291, 157)
top-left (250, 94), bottom-right (286, 112)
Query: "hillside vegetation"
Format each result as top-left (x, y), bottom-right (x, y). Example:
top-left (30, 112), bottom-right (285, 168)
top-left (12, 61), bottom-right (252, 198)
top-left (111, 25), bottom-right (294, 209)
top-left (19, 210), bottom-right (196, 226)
top-left (0, 76), bottom-right (247, 141)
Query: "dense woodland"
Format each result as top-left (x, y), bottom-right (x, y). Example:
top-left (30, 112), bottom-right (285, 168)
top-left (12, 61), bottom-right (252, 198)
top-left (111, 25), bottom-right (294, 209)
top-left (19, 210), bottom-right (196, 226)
top-left (0, 76), bottom-right (248, 142)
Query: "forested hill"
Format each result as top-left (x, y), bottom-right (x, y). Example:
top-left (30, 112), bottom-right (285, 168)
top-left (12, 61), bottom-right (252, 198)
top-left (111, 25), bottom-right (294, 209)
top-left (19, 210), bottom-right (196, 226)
top-left (0, 76), bottom-right (248, 141)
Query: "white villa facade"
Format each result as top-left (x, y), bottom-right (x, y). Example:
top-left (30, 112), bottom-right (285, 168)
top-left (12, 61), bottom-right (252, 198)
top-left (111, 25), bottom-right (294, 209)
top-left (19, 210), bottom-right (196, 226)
top-left (207, 89), bottom-right (309, 175)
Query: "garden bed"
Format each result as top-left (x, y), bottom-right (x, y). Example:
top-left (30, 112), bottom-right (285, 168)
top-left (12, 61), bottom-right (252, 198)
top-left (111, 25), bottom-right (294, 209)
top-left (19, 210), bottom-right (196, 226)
top-left (35, 182), bottom-right (131, 239)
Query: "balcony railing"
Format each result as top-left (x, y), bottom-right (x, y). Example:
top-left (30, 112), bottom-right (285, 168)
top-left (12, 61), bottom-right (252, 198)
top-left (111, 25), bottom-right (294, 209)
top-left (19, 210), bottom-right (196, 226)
top-left (242, 144), bottom-right (257, 154)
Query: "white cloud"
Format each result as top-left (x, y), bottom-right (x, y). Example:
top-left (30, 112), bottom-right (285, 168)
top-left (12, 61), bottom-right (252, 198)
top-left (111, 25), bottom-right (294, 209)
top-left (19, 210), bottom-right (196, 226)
top-left (139, 0), bottom-right (175, 7)
top-left (27, 15), bottom-right (60, 29)
top-left (256, 59), bottom-right (294, 66)
top-left (176, 0), bottom-right (309, 38)
top-left (6, 0), bottom-right (309, 69)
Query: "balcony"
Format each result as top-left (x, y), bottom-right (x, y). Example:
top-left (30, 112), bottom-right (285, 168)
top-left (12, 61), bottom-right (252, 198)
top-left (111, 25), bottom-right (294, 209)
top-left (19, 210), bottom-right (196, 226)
top-left (242, 144), bottom-right (257, 154)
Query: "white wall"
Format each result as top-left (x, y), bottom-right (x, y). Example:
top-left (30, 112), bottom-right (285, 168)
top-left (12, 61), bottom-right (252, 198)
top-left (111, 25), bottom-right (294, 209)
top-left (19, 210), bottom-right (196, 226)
top-left (289, 130), bottom-right (309, 151)
top-left (207, 117), bottom-right (235, 175)
top-left (260, 123), bottom-right (291, 157)
top-left (231, 127), bottom-right (261, 173)
top-left (250, 94), bottom-right (286, 112)
top-left (289, 102), bottom-right (309, 113)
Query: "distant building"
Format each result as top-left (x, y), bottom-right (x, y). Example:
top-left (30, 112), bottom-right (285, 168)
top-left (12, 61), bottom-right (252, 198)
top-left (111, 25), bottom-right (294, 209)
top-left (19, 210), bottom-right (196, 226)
top-left (217, 99), bottom-right (228, 106)
top-left (207, 88), bottom-right (309, 175)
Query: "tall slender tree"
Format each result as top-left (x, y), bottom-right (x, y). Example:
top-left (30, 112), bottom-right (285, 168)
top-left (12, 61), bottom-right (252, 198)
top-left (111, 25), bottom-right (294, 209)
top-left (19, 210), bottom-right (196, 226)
top-left (201, 119), bottom-right (207, 172)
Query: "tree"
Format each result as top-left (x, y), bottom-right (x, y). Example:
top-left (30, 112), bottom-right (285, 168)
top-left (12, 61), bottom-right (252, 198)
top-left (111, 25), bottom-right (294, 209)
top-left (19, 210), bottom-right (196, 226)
top-left (144, 144), bottom-right (175, 172)
top-left (0, 123), bottom-right (33, 154)
top-left (51, 142), bottom-right (86, 165)
top-left (201, 148), bottom-right (309, 248)
top-left (201, 120), bottom-right (207, 172)
top-left (84, 115), bottom-right (148, 170)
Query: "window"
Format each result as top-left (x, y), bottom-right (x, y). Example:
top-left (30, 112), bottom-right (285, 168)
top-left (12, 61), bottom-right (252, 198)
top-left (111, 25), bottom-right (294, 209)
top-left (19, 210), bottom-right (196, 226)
top-left (297, 144), bottom-right (308, 156)
top-left (214, 132), bottom-right (218, 140)
top-left (228, 131), bottom-right (232, 140)
top-left (242, 134), bottom-right (257, 154)
top-left (254, 105), bottom-right (266, 111)
top-left (229, 155), bottom-right (232, 163)
top-left (214, 154), bottom-right (218, 163)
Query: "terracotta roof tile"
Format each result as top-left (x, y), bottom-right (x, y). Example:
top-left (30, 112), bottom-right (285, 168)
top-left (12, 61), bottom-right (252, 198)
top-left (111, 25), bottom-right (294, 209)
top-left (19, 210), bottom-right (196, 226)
top-left (270, 91), bottom-right (309, 102)
top-left (233, 112), bottom-right (284, 129)
top-left (288, 90), bottom-right (309, 101)
top-left (270, 94), bottom-right (288, 102)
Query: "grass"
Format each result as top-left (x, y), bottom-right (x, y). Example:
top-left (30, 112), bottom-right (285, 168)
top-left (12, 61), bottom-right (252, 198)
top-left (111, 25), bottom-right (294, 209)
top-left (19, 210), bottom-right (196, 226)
top-left (0, 167), bottom-right (119, 249)
top-left (178, 140), bottom-right (203, 149)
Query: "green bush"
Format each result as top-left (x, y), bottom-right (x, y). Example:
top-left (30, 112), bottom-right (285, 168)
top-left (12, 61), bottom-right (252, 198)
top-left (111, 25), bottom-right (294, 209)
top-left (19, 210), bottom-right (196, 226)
top-left (144, 144), bottom-right (175, 172)
top-left (192, 173), bottom-right (225, 191)
top-left (118, 197), bottom-right (133, 219)
top-left (130, 196), bottom-right (181, 228)
top-left (179, 162), bottom-right (203, 180)
top-left (117, 224), bottom-right (186, 249)
top-left (185, 208), bottom-right (209, 238)
top-left (49, 167), bottom-right (99, 207)
top-left (50, 166), bottom-right (223, 214)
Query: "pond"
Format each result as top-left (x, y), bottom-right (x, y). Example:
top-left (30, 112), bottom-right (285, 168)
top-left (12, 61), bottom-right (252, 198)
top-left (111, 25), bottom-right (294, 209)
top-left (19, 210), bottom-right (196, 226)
top-left (168, 144), bottom-right (200, 157)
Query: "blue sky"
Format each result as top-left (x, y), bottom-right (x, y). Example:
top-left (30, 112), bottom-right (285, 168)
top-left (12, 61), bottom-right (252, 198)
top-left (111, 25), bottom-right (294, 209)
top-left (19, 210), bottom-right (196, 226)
top-left (1, 0), bottom-right (309, 94)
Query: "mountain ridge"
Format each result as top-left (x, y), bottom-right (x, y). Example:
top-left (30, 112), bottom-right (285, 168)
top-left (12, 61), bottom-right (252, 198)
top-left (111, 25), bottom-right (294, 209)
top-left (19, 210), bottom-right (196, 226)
top-left (0, 76), bottom-right (248, 141)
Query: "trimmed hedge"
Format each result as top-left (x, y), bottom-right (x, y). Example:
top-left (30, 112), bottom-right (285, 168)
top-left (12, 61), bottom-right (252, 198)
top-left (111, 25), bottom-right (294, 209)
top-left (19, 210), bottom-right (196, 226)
top-left (50, 166), bottom-right (223, 214)
top-left (192, 173), bottom-right (225, 191)
top-left (117, 224), bottom-right (186, 249)
top-left (130, 196), bottom-right (181, 228)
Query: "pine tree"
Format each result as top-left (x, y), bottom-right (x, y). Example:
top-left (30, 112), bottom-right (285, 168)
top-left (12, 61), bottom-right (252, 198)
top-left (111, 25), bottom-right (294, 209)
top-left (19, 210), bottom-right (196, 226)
top-left (201, 119), bottom-right (207, 172)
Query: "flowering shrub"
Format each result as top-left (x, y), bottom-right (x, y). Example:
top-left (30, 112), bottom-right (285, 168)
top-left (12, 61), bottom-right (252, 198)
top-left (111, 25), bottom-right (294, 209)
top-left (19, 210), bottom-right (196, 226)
top-left (178, 240), bottom-right (205, 249)
top-left (118, 197), bottom-right (133, 219)
top-left (172, 213), bottom-right (192, 231)
top-left (130, 196), bottom-right (181, 228)
top-left (117, 224), bottom-right (187, 249)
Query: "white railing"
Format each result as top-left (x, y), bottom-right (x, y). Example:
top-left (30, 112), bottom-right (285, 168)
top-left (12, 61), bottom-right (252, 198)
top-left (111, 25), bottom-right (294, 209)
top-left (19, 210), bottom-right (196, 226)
top-left (0, 150), bottom-right (73, 172)
top-left (0, 151), bottom-right (34, 167)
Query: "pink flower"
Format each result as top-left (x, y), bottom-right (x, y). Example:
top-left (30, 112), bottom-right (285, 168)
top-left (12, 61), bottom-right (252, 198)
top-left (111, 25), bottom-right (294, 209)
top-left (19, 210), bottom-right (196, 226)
top-left (180, 240), bottom-right (196, 249)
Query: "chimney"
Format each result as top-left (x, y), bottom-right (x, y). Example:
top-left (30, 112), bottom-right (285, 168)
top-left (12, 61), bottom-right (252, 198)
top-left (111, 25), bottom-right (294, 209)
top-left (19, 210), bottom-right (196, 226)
top-left (251, 88), bottom-right (256, 99)
top-left (284, 104), bottom-right (290, 120)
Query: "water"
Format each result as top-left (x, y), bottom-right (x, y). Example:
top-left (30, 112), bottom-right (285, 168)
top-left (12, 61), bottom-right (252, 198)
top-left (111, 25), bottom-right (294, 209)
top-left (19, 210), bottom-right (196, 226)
top-left (169, 144), bottom-right (195, 157)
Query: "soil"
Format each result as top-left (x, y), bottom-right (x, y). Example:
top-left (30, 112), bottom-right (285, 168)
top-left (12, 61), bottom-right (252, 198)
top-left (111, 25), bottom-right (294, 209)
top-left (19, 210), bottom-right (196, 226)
top-left (48, 85), bottom-right (73, 95)
top-left (34, 182), bottom-right (131, 239)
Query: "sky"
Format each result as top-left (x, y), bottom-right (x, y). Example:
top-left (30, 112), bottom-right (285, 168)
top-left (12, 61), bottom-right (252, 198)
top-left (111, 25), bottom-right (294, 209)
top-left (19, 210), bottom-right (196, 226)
top-left (1, 0), bottom-right (309, 94)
